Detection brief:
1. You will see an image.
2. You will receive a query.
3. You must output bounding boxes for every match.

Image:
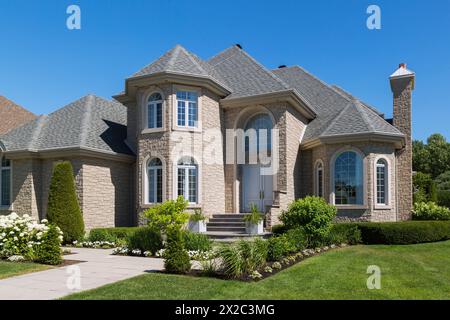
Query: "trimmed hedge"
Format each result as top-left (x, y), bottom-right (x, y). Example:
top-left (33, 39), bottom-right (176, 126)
top-left (88, 227), bottom-right (141, 242)
top-left (126, 227), bottom-right (163, 253)
top-left (327, 223), bottom-right (362, 245)
top-left (356, 221), bottom-right (450, 245)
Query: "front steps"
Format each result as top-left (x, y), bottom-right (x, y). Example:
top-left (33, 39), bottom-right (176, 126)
top-left (205, 214), bottom-right (271, 242)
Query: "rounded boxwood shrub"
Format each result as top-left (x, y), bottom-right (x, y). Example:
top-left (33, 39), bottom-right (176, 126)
top-left (34, 224), bottom-right (63, 265)
top-left (280, 196), bottom-right (337, 245)
top-left (357, 221), bottom-right (450, 245)
top-left (47, 161), bottom-right (85, 243)
top-left (164, 230), bottom-right (191, 274)
top-left (412, 202), bottom-right (450, 220)
top-left (126, 227), bottom-right (163, 253)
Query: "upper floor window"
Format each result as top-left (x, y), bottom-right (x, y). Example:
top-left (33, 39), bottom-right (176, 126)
top-left (334, 151), bottom-right (364, 205)
top-left (376, 159), bottom-right (388, 205)
top-left (176, 91), bottom-right (198, 128)
top-left (177, 157), bottom-right (198, 203)
top-left (315, 161), bottom-right (324, 198)
top-left (0, 156), bottom-right (11, 207)
top-left (147, 92), bottom-right (163, 129)
top-left (147, 158), bottom-right (163, 204)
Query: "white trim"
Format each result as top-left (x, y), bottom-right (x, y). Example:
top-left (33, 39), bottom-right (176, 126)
top-left (142, 153), bottom-right (166, 206)
top-left (141, 88), bottom-right (166, 134)
top-left (172, 85), bottom-right (202, 133)
top-left (173, 155), bottom-right (202, 205)
top-left (373, 155), bottom-right (391, 209)
top-left (314, 159), bottom-right (324, 198)
top-left (330, 146), bottom-right (367, 208)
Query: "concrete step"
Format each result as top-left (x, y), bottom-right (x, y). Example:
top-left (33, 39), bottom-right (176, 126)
top-left (206, 232), bottom-right (272, 242)
top-left (209, 218), bottom-right (245, 223)
top-left (206, 226), bottom-right (247, 232)
top-left (207, 222), bottom-right (246, 227)
top-left (212, 214), bottom-right (247, 219)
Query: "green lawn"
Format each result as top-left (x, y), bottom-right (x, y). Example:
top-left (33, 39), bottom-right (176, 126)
top-left (65, 241), bottom-right (450, 300)
top-left (0, 261), bottom-right (50, 280)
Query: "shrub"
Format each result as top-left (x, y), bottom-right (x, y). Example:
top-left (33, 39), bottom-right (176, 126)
top-left (327, 223), bottom-right (362, 245)
top-left (126, 227), bottom-right (163, 253)
top-left (267, 235), bottom-right (294, 261)
top-left (284, 228), bottom-right (308, 251)
top-left (47, 161), bottom-right (85, 243)
top-left (34, 224), bottom-right (63, 265)
top-left (182, 231), bottom-right (212, 252)
top-left (357, 221), bottom-right (450, 245)
top-left (164, 230), bottom-right (191, 274)
top-left (144, 196), bottom-right (189, 234)
top-left (88, 227), bottom-right (140, 242)
top-left (413, 202), bottom-right (450, 221)
top-left (280, 196), bottom-right (336, 245)
top-left (437, 190), bottom-right (450, 209)
top-left (218, 239), bottom-right (268, 278)
top-left (0, 213), bottom-right (62, 264)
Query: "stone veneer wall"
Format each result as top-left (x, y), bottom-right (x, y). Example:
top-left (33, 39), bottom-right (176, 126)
top-left (2, 157), bottom-right (132, 230)
top-left (301, 142), bottom-right (398, 222)
top-left (392, 77), bottom-right (414, 221)
top-left (134, 84), bottom-right (225, 223)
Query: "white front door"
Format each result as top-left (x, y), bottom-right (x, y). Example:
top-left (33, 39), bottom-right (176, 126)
top-left (242, 165), bottom-right (273, 212)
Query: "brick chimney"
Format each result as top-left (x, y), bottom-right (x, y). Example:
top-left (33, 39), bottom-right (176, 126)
top-left (390, 63), bottom-right (415, 221)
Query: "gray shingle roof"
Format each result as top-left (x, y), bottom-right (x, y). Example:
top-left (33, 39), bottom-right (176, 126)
top-left (129, 45), bottom-right (402, 141)
top-left (208, 46), bottom-right (291, 99)
top-left (130, 45), bottom-right (230, 90)
top-left (0, 95), bottom-right (132, 155)
top-left (272, 66), bottom-right (403, 142)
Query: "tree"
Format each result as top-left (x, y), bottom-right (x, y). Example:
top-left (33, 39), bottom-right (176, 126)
top-left (47, 161), bottom-right (85, 243)
top-left (413, 134), bottom-right (450, 178)
top-left (413, 172), bottom-right (437, 203)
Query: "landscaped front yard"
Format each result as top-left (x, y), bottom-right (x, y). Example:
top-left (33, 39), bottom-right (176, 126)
top-left (64, 240), bottom-right (450, 300)
top-left (0, 261), bottom-right (49, 280)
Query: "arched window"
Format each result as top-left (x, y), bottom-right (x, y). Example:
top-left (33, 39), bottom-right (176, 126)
top-left (147, 158), bottom-right (163, 203)
top-left (334, 151), bottom-right (364, 205)
top-left (177, 157), bottom-right (197, 203)
top-left (315, 161), bottom-right (324, 198)
top-left (0, 156), bottom-right (11, 206)
top-left (376, 159), bottom-right (388, 205)
top-left (244, 113), bottom-right (273, 163)
top-left (147, 92), bottom-right (163, 129)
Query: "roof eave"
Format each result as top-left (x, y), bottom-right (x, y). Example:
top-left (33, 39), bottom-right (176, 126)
top-left (301, 132), bottom-right (406, 150)
top-left (220, 89), bottom-right (317, 120)
top-left (3, 146), bottom-right (135, 163)
top-left (115, 71), bottom-right (232, 103)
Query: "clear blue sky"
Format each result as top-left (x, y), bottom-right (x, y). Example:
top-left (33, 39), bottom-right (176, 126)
top-left (0, 0), bottom-right (449, 142)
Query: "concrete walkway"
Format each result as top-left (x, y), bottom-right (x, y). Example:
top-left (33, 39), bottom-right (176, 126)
top-left (0, 247), bottom-right (165, 300)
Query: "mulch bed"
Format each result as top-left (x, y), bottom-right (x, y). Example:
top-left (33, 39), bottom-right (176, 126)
top-left (159, 244), bottom-right (348, 282)
top-left (58, 260), bottom-right (86, 267)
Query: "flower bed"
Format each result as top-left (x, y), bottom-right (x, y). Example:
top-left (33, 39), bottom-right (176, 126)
top-left (111, 246), bottom-right (214, 261)
top-left (72, 240), bottom-right (118, 249)
top-left (0, 213), bottom-right (63, 265)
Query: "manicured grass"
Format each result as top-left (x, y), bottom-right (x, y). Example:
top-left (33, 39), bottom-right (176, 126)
top-left (0, 261), bottom-right (50, 280)
top-left (64, 241), bottom-right (450, 300)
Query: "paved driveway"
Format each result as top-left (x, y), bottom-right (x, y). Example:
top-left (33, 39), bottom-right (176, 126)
top-left (0, 247), bottom-right (165, 300)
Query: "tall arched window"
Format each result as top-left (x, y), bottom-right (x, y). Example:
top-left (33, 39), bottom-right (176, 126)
top-left (315, 161), bottom-right (324, 198)
top-left (244, 113), bottom-right (273, 163)
top-left (147, 92), bottom-right (163, 129)
top-left (376, 159), bottom-right (388, 205)
top-left (334, 151), bottom-right (364, 205)
top-left (177, 157), bottom-right (197, 203)
top-left (0, 156), bottom-right (11, 206)
top-left (147, 158), bottom-right (163, 203)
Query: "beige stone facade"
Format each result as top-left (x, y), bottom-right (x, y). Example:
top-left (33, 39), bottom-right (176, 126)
top-left (0, 156), bottom-right (133, 230)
